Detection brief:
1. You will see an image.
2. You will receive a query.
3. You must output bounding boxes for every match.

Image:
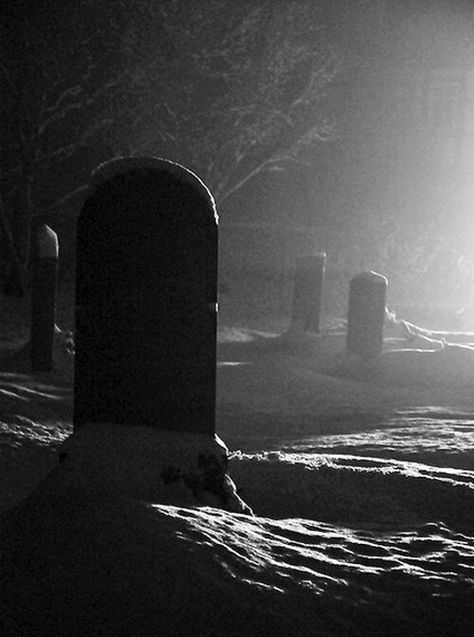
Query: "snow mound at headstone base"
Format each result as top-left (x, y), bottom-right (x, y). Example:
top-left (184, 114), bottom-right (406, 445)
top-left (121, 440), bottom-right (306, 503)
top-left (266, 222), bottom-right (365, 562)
top-left (229, 451), bottom-right (474, 531)
top-left (2, 453), bottom-right (474, 637)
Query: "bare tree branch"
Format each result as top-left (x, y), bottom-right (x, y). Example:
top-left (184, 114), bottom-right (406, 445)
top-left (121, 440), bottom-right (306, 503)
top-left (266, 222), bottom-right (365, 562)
top-left (111, 0), bottom-right (342, 206)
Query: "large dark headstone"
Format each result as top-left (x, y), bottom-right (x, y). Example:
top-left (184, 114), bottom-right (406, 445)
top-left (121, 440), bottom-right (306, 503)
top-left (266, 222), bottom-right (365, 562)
top-left (74, 157), bottom-right (218, 434)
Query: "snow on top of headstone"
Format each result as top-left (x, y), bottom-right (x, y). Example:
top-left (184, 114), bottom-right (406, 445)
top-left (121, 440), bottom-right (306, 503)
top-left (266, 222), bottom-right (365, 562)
top-left (297, 253), bottom-right (327, 266)
top-left (37, 224), bottom-right (59, 259)
top-left (88, 156), bottom-right (218, 223)
top-left (352, 270), bottom-right (387, 284)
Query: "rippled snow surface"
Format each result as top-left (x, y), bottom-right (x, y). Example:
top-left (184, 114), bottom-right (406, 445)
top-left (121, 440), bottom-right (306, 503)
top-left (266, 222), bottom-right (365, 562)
top-left (2, 326), bottom-right (474, 635)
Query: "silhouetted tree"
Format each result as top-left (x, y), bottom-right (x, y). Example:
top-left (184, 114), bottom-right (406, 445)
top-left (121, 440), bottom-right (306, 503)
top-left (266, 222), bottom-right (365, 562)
top-left (0, 0), bottom-right (342, 292)
top-left (107, 0), bottom-right (341, 205)
top-left (0, 2), bottom-right (123, 292)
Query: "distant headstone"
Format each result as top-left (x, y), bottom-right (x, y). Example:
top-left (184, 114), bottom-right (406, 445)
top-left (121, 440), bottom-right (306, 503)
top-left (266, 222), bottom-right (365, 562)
top-left (290, 253), bottom-right (326, 333)
top-left (74, 157), bottom-right (218, 434)
top-left (30, 224), bottom-right (59, 372)
top-left (346, 271), bottom-right (387, 359)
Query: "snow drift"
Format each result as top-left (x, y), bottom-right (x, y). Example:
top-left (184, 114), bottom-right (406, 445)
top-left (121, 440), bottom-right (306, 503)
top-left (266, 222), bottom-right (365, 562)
top-left (2, 323), bottom-right (474, 635)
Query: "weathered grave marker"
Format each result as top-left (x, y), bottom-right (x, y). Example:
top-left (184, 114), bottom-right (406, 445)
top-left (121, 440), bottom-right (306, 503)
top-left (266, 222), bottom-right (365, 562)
top-left (74, 157), bottom-right (218, 433)
top-left (346, 271), bottom-right (387, 359)
top-left (30, 224), bottom-right (59, 372)
top-left (290, 253), bottom-right (326, 333)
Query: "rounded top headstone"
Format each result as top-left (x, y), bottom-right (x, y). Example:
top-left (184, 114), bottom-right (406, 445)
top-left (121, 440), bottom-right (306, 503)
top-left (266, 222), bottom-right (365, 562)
top-left (37, 224), bottom-right (59, 259)
top-left (352, 271), bottom-right (387, 285)
top-left (74, 155), bottom-right (219, 433)
top-left (88, 156), bottom-right (218, 224)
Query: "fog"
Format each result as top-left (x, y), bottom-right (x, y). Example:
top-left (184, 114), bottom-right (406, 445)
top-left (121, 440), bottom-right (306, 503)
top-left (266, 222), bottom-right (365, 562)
top-left (2, 1), bottom-right (474, 635)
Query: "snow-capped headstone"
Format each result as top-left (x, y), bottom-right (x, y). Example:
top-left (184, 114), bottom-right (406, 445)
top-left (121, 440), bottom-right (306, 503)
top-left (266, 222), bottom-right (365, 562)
top-left (346, 270), bottom-right (387, 359)
top-left (290, 253), bottom-right (326, 333)
top-left (74, 157), bottom-right (218, 434)
top-left (30, 224), bottom-right (59, 372)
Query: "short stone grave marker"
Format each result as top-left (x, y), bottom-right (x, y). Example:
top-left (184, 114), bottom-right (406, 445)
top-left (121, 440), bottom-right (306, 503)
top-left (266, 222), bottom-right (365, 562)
top-left (346, 270), bottom-right (387, 359)
top-left (290, 253), bottom-right (326, 333)
top-left (30, 224), bottom-right (59, 372)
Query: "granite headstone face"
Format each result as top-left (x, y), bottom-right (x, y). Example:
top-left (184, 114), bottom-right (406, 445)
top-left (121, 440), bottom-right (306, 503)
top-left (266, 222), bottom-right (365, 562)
top-left (74, 157), bottom-right (218, 434)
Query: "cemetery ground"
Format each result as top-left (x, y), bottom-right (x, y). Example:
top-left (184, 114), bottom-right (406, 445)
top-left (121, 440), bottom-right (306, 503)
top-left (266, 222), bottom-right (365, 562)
top-left (2, 283), bottom-right (474, 636)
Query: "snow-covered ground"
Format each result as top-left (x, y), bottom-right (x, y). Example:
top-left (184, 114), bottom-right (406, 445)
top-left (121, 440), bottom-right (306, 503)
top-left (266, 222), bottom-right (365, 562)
top-left (2, 303), bottom-right (474, 636)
